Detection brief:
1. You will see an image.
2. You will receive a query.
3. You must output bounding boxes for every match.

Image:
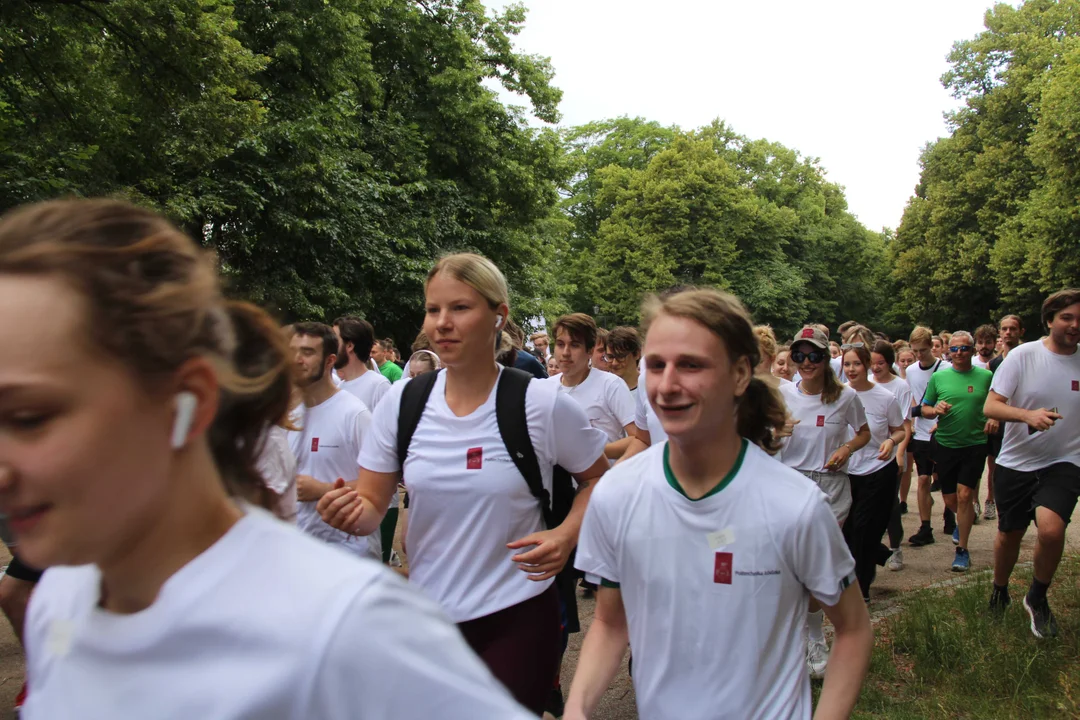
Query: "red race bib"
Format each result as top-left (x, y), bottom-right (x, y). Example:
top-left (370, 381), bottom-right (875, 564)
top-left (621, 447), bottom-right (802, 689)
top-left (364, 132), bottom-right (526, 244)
top-left (816, 415), bottom-right (825, 427)
top-left (714, 552), bottom-right (733, 584)
top-left (1072, 380), bottom-right (1079, 392)
top-left (311, 438), bottom-right (319, 452)
top-left (466, 447), bottom-right (483, 470)
top-left (968, 386), bottom-right (973, 393)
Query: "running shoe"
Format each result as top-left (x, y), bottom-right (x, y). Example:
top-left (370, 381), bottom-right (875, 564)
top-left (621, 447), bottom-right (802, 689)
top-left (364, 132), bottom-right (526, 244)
top-left (989, 586), bottom-right (1010, 617)
top-left (951, 548), bottom-right (970, 572)
top-left (952, 526), bottom-right (960, 545)
top-left (974, 500), bottom-right (982, 523)
top-left (898, 501), bottom-right (908, 515)
top-left (909, 526), bottom-right (935, 547)
top-left (1023, 595), bottom-right (1059, 639)
top-left (931, 477), bottom-right (941, 492)
top-left (943, 510), bottom-right (956, 536)
top-left (887, 548), bottom-right (904, 571)
top-left (806, 637), bottom-right (829, 679)
top-left (984, 501), bottom-right (997, 521)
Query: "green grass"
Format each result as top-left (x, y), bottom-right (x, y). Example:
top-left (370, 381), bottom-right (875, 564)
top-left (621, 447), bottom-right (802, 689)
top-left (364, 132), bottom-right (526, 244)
top-left (843, 559), bottom-right (1080, 719)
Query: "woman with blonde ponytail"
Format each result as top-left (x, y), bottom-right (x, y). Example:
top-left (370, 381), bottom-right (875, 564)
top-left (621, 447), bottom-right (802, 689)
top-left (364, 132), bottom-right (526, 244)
top-left (564, 288), bottom-right (871, 720)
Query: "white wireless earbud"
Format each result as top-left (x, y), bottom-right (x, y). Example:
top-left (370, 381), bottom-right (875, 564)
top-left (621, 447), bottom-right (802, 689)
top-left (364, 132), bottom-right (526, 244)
top-left (170, 392), bottom-right (198, 450)
top-left (495, 315), bottom-right (504, 329)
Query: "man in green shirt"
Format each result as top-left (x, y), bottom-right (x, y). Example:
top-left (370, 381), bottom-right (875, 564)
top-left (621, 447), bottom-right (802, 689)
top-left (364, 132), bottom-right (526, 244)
top-left (372, 339), bottom-right (403, 383)
top-left (922, 330), bottom-right (996, 571)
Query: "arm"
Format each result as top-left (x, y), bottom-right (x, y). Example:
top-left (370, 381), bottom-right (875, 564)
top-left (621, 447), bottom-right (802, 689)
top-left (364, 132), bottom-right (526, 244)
top-left (604, 424), bottom-right (639, 459)
top-left (983, 390), bottom-right (1060, 430)
top-left (316, 468), bottom-right (399, 537)
top-left (508, 456), bottom-right (609, 581)
top-left (920, 402), bottom-right (949, 420)
top-left (563, 586), bottom-right (630, 720)
top-left (825, 425), bottom-right (870, 471)
top-left (813, 584), bottom-right (873, 720)
top-left (877, 424), bottom-right (907, 461)
top-left (615, 430), bottom-right (651, 465)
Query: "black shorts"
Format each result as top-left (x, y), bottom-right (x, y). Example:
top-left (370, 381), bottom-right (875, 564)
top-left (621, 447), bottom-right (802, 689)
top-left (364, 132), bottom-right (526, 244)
top-left (911, 439), bottom-right (936, 477)
top-left (995, 463), bottom-right (1080, 533)
top-left (934, 443), bottom-right (988, 495)
top-left (4, 555), bottom-right (43, 584)
top-left (987, 431), bottom-right (1003, 459)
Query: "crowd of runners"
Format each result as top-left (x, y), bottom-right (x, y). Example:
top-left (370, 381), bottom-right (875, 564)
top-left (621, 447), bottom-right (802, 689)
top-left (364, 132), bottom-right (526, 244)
top-left (0, 198), bottom-right (1076, 719)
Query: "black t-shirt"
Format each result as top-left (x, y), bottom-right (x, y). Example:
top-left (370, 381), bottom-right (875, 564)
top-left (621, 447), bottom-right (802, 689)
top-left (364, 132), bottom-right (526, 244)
top-left (989, 355), bottom-right (1004, 373)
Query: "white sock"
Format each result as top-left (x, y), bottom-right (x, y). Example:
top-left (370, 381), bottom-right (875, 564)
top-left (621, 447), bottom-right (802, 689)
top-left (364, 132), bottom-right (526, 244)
top-left (807, 610), bottom-right (825, 643)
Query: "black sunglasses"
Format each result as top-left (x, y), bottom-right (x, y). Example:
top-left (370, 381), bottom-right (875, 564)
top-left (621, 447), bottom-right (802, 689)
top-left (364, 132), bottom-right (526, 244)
top-left (949, 345), bottom-right (974, 353)
top-left (791, 350), bottom-right (827, 364)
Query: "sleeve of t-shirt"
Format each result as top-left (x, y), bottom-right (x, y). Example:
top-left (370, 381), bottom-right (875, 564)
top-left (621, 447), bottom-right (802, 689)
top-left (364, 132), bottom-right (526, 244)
top-left (357, 382), bottom-right (407, 474)
top-left (897, 383), bottom-right (914, 415)
top-left (846, 393), bottom-right (867, 432)
top-left (634, 383), bottom-right (649, 433)
top-left (310, 573), bottom-right (535, 720)
top-left (551, 393), bottom-right (608, 473)
top-left (351, 406), bottom-right (373, 467)
top-left (574, 482), bottom-right (621, 585)
top-left (989, 351), bottom-right (1021, 401)
top-left (788, 493), bottom-right (856, 607)
top-left (923, 374), bottom-right (939, 406)
top-left (369, 377), bottom-right (391, 410)
top-left (605, 376), bottom-right (637, 429)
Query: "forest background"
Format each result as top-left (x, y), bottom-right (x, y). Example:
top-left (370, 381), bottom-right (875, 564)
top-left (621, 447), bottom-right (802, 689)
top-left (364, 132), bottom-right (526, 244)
top-left (3, 0), bottom-right (1078, 345)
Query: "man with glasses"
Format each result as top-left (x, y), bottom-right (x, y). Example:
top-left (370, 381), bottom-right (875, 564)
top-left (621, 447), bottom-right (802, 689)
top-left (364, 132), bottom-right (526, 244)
top-left (920, 331), bottom-right (995, 571)
top-left (604, 327), bottom-right (642, 398)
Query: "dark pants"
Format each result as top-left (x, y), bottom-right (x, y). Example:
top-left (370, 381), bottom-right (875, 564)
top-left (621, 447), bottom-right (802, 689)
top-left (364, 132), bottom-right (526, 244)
top-left (379, 507), bottom-right (399, 564)
top-left (845, 460), bottom-right (899, 598)
top-left (458, 585), bottom-right (561, 715)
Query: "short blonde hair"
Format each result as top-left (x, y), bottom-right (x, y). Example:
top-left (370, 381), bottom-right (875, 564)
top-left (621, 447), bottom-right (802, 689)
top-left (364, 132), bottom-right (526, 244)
top-left (910, 326), bottom-right (934, 345)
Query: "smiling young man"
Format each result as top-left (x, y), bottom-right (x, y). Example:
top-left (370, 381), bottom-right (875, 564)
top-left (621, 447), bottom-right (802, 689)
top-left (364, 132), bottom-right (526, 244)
top-left (287, 323), bottom-right (379, 561)
top-left (905, 327), bottom-right (952, 547)
top-left (372, 339), bottom-right (404, 384)
top-left (985, 290), bottom-right (1080, 637)
top-left (564, 290), bottom-right (871, 720)
top-left (920, 331), bottom-right (994, 571)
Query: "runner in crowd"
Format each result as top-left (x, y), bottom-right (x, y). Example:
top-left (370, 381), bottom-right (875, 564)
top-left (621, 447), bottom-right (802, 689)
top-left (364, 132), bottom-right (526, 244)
top-left (932, 334), bottom-right (944, 360)
top-left (778, 326), bottom-right (870, 678)
top-left (546, 354), bottom-right (560, 376)
top-left (531, 331), bottom-right (551, 361)
top-left (830, 341), bottom-right (842, 360)
top-left (842, 344), bottom-right (906, 600)
top-left (919, 331), bottom-right (994, 571)
top-left (754, 325), bottom-right (790, 385)
top-left (985, 289), bottom-right (1080, 637)
top-left (906, 326), bottom-right (952, 547)
top-left (373, 338), bottom-right (404, 383)
top-left (407, 349), bottom-right (441, 378)
top-left (984, 314), bottom-right (1025, 521)
top-left (564, 289), bottom-right (871, 720)
top-left (0, 199), bottom-right (538, 719)
top-left (497, 319), bottom-right (550, 380)
top-left (333, 316), bottom-right (392, 410)
top-left (287, 322), bottom-right (381, 562)
top-left (604, 327), bottom-right (642, 397)
top-left (973, 324), bottom-right (997, 370)
top-left (774, 346), bottom-right (796, 382)
top-left (549, 314), bottom-right (638, 462)
top-left (895, 345), bottom-right (916, 380)
top-left (316, 253), bottom-right (610, 714)
top-left (591, 327), bottom-right (611, 373)
top-left (869, 341), bottom-right (914, 572)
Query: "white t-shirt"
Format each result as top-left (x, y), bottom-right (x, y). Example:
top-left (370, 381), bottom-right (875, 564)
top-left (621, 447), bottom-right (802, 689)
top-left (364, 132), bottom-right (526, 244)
top-left (848, 385), bottom-right (906, 476)
top-left (288, 391), bottom-right (380, 561)
top-left (359, 369), bottom-right (606, 622)
top-left (548, 369), bottom-right (636, 444)
top-left (634, 359), bottom-right (667, 444)
top-left (875, 375), bottom-right (914, 420)
top-left (906, 359), bottom-right (951, 441)
top-left (973, 355), bottom-right (992, 370)
top-left (255, 425), bottom-right (298, 523)
top-left (991, 341), bottom-right (1080, 472)
top-left (340, 370), bottom-right (391, 411)
top-left (778, 383), bottom-right (867, 473)
top-left (23, 508), bottom-right (534, 720)
top-left (576, 442), bottom-right (855, 720)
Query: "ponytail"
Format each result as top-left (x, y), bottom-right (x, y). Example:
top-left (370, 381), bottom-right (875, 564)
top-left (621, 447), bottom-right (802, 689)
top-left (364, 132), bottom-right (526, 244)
top-left (738, 375), bottom-right (788, 455)
top-left (821, 362), bottom-right (843, 405)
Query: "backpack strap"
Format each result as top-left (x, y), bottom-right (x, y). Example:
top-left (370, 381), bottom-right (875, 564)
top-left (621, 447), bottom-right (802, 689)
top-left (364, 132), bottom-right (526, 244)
top-left (396, 370), bottom-right (441, 471)
top-left (495, 367), bottom-right (553, 528)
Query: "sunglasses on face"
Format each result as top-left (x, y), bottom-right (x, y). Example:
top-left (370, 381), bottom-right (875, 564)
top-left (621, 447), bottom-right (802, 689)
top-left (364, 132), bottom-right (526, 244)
top-left (791, 350), bottom-right (826, 364)
top-left (840, 342), bottom-right (864, 350)
top-left (949, 345), bottom-right (974, 353)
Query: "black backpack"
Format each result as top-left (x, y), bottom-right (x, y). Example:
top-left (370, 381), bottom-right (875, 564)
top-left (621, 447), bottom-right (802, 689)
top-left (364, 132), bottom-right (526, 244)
top-left (396, 367), bottom-right (582, 631)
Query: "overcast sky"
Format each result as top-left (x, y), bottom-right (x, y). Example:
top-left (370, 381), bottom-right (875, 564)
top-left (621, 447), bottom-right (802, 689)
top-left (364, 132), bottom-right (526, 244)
top-left (485, 0), bottom-right (1002, 232)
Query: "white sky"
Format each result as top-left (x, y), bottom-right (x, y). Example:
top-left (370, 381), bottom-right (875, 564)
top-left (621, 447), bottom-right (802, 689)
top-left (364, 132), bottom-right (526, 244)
top-left (485, 0), bottom-right (1001, 231)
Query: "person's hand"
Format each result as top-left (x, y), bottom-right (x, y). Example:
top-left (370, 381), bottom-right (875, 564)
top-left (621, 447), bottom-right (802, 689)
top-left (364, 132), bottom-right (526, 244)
top-left (562, 708), bottom-right (587, 720)
top-left (984, 418), bottom-right (1000, 435)
top-left (296, 474), bottom-right (331, 503)
top-left (1025, 408), bottom-right (1062, 432)
top-left (934, 401), bottom-right (952, 417)
top-left (317, 479), bottom-right (364, 534)
top-left (776, 417), bottom-right (800, 439)
top-left (876, 438), bottom-right (895, 461)
top-left (507, 528), bottom-right (575, 581)
top-left (824, 445), bottom-right (851, 471)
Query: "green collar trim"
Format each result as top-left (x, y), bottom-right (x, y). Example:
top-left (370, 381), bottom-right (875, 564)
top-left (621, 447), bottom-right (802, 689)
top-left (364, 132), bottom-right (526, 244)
top-left (664, 439), bottom-right (747, 501)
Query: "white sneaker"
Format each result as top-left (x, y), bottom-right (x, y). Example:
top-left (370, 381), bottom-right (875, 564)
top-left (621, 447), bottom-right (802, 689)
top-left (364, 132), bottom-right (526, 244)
top-left (984, 501), bottom-right (997, 521)
top-left (806, 637), bottom-right (829, 679)
top-left (887, 548), bottom-right (904, 571)
top-left (974, 500), bottom-right (982, 523)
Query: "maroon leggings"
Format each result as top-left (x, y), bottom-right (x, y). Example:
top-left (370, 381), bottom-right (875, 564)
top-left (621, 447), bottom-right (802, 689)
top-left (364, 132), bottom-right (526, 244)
top-left (457, 584), bottom-right (561, 715)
